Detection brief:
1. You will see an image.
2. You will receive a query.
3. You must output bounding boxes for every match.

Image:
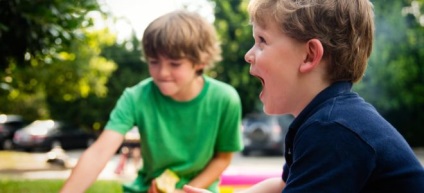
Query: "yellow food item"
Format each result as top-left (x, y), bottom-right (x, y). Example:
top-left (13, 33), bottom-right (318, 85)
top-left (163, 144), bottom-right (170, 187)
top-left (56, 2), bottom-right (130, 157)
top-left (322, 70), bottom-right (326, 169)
top-left (156, 169), bottom-right (180, 193)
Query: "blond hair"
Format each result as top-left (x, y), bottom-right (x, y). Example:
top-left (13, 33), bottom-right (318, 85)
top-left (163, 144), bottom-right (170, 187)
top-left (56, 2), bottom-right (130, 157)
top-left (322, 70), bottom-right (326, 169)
top-left (142, 10), bottom-right (221, 73)
top-left (248, 0), bottom-right (374, 83)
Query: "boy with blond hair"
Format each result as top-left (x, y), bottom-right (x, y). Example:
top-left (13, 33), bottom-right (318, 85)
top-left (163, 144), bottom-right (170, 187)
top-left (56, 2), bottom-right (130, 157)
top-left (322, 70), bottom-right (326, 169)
top-left (61, 10), bottom-right (243, 193)
top-left (184, 0), bottom-right (424, 192)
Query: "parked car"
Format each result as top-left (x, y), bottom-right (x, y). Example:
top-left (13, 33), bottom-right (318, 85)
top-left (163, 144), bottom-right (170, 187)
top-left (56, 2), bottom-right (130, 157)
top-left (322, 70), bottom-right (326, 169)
top-left (0, 114), bottom-right (27, 150)
top-left (13, 120), bottom-right (97, 151)
top-left (241, 113), bottom-right (294, 156)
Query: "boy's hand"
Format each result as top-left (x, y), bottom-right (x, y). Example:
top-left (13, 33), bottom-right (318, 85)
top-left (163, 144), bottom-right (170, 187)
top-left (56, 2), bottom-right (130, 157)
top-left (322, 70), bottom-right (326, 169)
top-left (148, 180), bottom-right (159, 193)
top-left (149, 180), bottom-right (185, 193)
top-left (183, 185), bottom-right (212, 193)
top-left (173, 189), bottom-right (185, 193)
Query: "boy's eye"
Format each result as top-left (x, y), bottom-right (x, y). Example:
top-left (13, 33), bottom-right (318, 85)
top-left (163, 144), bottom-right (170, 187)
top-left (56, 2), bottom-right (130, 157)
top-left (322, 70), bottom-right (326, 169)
top-left (259, 36), bottom-right (266, 44)
top-left (148, 60), bottom-right (159, 65)
top-left (170, 62), bottom-right (181, 67)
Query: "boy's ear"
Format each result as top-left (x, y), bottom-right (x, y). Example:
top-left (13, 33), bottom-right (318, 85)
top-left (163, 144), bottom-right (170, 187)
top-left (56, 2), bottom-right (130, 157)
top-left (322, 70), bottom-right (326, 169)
top-left (194, 63), bottom-right (206, 70)
top-left (300, 39), bottom-right (324, 73)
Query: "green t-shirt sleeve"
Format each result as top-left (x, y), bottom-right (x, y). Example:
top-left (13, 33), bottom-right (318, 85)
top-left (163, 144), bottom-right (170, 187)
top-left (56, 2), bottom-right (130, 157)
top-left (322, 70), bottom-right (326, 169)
top-left (215, 87), bottom-right (243, 152)
top-left (104, 88), bottom-right (136, 135)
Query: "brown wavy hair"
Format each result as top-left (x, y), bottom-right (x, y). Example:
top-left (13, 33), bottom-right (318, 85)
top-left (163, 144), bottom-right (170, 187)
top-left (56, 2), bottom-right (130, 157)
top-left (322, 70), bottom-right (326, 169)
top-left (248, 0), bottom-right (375, 83)
top-left (142, 10), bottom-right (222, 74)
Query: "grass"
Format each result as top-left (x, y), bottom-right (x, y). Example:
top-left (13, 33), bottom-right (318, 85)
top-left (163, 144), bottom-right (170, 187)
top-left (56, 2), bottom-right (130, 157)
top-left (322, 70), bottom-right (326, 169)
top-left (0, 179), bottom-right (122, 193)
top-left (0, 151), bottom-right (49, 171)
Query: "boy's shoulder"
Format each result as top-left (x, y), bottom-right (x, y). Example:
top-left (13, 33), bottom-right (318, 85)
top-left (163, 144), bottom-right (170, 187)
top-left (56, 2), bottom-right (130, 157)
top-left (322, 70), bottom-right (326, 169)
top-left (205, 76), bottom-right (236, 90)
top-left (205, 76), bottom-right (239, 96)
top-left (121, 78), bottom-right (155, 98)
top-left (127, 78), bottom-right (154, 90)
top-left (204, 76), bottom-right (241, 106)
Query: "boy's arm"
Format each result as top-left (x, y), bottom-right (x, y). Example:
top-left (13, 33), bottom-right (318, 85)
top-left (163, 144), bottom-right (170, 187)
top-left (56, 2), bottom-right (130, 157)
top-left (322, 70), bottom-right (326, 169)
top-left (236, 177), bottom-right (286, 193)
top-left (186, 152), bottom-right (233, 189)
top-left (183, 177), bottom-right (285, 193)
top-left (60, 130), bottom-right (124, 193)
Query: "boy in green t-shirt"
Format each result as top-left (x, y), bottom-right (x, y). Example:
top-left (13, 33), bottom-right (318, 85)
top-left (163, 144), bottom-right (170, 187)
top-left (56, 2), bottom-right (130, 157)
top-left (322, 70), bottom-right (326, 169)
top-left (60, 10), bottom-right (243, 193)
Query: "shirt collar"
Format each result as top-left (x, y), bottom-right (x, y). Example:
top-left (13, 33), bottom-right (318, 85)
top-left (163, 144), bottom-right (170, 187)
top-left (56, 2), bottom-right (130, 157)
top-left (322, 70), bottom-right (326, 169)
top-left (290, 81), bottom-right (353, 130)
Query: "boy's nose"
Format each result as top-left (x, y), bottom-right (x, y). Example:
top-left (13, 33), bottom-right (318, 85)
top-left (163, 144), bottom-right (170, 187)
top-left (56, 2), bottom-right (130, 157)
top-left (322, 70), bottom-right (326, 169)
top-left (158, 66), bottom-right (170, 77)
top-left (245, 51), bottom-right (254, 64)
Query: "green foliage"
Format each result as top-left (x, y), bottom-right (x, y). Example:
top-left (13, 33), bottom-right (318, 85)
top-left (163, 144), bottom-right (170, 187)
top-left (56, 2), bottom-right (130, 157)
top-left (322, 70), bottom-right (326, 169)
top-left (1, 29), bottom-right (117, 124)
top-left (101, 34), bottom-right (148, 96)
top-left (0, 0), bottom-right (100, 70)
top-left (354, 0), bottom-right (424, 146)
top-left (94, 34), bottom-right (148, 130)
top-left (46, 29), bottom-right (117, 124)
top-left (0, 179), bottom-right (122, 193)
top-left (211, 0), bottom-right (263, 116)
top-left (0, 0), bottom-right (117, 128)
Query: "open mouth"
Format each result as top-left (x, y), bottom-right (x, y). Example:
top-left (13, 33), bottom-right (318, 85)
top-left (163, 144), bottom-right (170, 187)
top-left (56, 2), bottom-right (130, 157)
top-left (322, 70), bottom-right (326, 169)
top-left (251, 74), bottom-right (265, 101)
top-left (254, 75), bottom-right (265, 86)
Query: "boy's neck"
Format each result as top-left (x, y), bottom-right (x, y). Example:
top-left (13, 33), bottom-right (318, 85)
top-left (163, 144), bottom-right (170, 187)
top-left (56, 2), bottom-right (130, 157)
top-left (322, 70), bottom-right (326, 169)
top-left (170, 75), bottom-right (205, 102)
top-left (292, 75), bottom-right (331, 117)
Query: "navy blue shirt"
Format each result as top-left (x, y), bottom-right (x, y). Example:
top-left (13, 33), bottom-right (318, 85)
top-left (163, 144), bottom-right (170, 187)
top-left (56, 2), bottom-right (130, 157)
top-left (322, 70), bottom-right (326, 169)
top-left (282, 81), bottom-right (424, 193)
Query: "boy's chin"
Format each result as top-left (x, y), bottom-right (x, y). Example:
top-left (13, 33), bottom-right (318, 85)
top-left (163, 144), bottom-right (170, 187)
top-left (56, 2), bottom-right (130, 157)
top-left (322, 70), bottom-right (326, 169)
top-left (262, 106), bottom-right (275, 115)
top-left (160, 91), bottom-right (177, 97)
top-left (157, 87), bottom-right (177, 96)
top-left (263, 106), bottom-right (283, 115)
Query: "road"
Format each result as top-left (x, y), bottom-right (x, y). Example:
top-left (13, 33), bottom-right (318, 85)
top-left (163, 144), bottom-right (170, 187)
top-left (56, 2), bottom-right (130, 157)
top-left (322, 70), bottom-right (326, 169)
top-left (1, 148), bottom-right (424, 183)
top-left (0, 150), bottom-right (284, 182)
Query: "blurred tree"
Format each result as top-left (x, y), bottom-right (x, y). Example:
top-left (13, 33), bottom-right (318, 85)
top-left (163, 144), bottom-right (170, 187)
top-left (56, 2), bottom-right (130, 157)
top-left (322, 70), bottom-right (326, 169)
top-left (0, 0), bottom-right (99, 70)
top-left (355, 0), bottom-right (424, 146)
top-left (46, 29), bottom-right (117, 127)
top-left (0, 28), bottom-right (117, 124)
top-left (0, 0), bottom-right (117, 129)
top-left (101, 34), bottom-right (148, 100)
top-left (211, 0), bottom-right (263, 116)
top-left (95, 34), bottom-right (148, 131)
